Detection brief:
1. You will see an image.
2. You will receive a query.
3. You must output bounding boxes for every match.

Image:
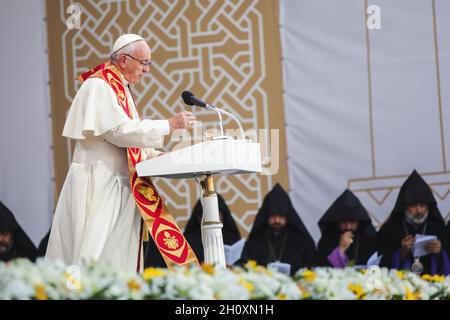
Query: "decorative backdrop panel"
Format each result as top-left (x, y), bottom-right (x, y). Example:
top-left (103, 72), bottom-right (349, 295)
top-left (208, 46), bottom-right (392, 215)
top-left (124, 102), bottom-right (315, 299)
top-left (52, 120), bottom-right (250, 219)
top-left (46, 0), bottom-right (288, 236)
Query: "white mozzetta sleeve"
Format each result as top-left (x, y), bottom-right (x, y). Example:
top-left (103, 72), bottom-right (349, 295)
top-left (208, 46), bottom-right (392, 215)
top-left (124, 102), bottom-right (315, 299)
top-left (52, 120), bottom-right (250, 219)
top-left (102, 119), bottom-right (170, 148)
top-left (63, 78), bottom-right (131, 139)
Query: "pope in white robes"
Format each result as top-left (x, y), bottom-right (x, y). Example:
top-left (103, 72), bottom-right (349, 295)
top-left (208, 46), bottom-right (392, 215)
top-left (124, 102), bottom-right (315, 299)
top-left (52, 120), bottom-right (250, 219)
top-left (45, 34), bottom-right (196, 272)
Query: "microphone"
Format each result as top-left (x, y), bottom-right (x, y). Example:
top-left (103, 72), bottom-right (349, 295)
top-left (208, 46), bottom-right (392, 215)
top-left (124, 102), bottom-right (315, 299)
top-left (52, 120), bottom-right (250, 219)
top-left (182, 91), bottom-right (225, 136)
top-left (181, 91), bottom-right (246, 139)
top-left (182, 91), bottom-right (207, 108)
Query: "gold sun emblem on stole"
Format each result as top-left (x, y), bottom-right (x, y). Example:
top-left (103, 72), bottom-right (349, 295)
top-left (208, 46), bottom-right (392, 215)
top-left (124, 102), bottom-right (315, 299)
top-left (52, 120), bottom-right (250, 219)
top-left (163, 231), bottom-right (179, 249)
top-left (138, 186), bottom-right (157, 202)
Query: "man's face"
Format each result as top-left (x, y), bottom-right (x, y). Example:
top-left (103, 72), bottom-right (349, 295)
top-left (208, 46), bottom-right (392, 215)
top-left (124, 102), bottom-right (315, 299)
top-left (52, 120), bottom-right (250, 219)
top-left (268, 214), bottom-right (287, 232)
top-left (119, 41), bottom-right (152, 84)
top-left (338, 221), bottom-right (359, 233)
top-left (0, 231), bottom-right (13, 256)
top-left (405, 203), bottom-right (428, 220)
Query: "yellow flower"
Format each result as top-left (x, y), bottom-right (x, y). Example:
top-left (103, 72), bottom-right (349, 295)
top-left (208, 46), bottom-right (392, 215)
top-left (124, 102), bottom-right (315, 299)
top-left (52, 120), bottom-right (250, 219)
top-left (142, 267), bottom-right (166, 281)
top-left (301, 270), bottom-right (316, 282)
top-left (297, 284), bottom-right (311, 299)
top-left (348, 283), bottom-right (365, 300)
top-left (422, 274), bottom-right (444, 283)
top-left (34, 284), bottom-right (48, 300)
top-left (432, 275), bottom-right (444, 282)
top-left (277, 293), bottom-right (287, 300)
top-left (246, 260), bottom-right (258, 270)
top-left (239, 278), bottom-right (255, 293)
top-left (64, 272), bottom-right (83, 292)
top-left (244, 260), bottom-right (270, 274)
top-left (127, 279), bottom-right (141, 292)
top-left (422, 274), bottom-right (432, 281)
top-left (201, 263), bottom-right (215, 275)
top-left (256, 265), bottom-right (268, 273)
top-left (396, 271), bottom-right (405, 280)
top-left (404, 287), bottom-right (421, 300)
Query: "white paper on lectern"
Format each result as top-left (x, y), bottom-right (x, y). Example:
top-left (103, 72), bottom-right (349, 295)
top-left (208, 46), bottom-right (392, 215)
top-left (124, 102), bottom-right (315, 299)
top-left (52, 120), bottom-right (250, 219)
top-left (414, 234), bottom-right (437, 257)
top-left (267, 262), bottom-right (291, 275)
top-left (224, 238), bottom-right (246, 265)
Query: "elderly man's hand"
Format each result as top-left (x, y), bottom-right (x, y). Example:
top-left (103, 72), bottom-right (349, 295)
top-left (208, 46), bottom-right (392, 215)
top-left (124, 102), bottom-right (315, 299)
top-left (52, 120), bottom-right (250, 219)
top-left (400, 235), bottom-right (415, 254)
top-left (425, 239), bottom-right (441, 254)
top-left (338, 231), bottom-right (354, 253)
top-left (168, 111), bottom-right (196, 132)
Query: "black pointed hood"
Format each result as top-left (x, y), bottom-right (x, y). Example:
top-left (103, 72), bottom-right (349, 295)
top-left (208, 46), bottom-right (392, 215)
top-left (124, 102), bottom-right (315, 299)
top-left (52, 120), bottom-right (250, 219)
top-left (318, 189), bottom-right (376, 235)
top-left (242, 184), bottom-right (316, 272)
top-left (181, 193), bottom-right (241, 263)
top-left (377, 171), bottom-right (449, 274)
top-left (0, 201), bottom-right (37, 261)
top-left (387, 170), bottom-right (443, 222)
top-left (184, 193), bottom-right (241, 245)
top-left (248, 183), bottom-right (311, 239)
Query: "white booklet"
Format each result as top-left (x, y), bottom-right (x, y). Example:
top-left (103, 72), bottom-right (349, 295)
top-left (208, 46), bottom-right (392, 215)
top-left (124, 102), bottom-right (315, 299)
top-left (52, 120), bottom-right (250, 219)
top-left (414, 234), bottom-right (437, 257)
top-left (223, 238), bottom-right (246, 265)
top-left (366, 252), bottom-right (382, 266)
top-left (268, 262), bottom-right (291, 275)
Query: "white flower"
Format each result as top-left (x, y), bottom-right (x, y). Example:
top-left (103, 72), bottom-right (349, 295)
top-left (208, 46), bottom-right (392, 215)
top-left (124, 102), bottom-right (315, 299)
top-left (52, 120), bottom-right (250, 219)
top-left (1, 259), bottom-right (449, 300)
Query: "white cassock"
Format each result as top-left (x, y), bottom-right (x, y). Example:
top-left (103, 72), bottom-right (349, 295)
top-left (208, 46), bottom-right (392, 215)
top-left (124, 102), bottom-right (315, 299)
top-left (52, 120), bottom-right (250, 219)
top-left (45, 74), bottom-right (169, 272)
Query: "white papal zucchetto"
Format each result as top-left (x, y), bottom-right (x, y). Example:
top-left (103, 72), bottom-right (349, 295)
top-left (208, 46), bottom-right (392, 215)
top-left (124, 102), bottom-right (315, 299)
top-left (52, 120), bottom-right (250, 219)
top-left (111, 33), bottom-right (144, 54)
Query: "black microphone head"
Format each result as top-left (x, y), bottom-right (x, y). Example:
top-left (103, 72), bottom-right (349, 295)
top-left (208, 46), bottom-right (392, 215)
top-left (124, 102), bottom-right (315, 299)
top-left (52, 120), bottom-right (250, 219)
top-left (182, 91), bottom-right (194, 106)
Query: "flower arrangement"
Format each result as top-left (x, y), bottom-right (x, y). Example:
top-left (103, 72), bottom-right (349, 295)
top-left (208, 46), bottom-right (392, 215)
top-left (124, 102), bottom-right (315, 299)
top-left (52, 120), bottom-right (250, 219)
top-left (0, 258), bottom-right (449, 300)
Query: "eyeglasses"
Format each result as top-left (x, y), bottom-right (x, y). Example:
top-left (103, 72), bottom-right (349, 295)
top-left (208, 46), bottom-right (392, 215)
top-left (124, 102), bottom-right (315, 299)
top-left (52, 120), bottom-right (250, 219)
top-left (123, 54), bottom-right (153, 68)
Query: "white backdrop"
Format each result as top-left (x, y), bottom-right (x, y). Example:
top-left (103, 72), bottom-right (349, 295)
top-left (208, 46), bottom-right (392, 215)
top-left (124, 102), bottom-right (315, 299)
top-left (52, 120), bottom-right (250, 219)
top-left (2, 0), bottom-right (450, 248)
top-left (280, 0), bottom-right (450, 241)
top-left (0, 0), bottom-right (53, 246)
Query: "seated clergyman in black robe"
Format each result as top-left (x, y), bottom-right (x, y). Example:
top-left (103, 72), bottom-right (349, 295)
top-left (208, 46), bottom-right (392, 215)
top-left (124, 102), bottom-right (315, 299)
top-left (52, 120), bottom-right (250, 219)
top-left (447, 222), bottom-right (450, 253)
top-left (240, 184), bottom-right (316, 275)
top-left (0, 201), bottom-right (37, 262)
top-left (143, 235), bottom-right (166, 268)
top-left (37, 230), bottom-right (50, 257)
top-left (183, 194), bottom-right (241, 263)
top-left (378, 170), bottom-right (450, 275)
top-left (144, 194), bottom-right (241, 267)
top-left (316, 189), bottom-right (377, 268)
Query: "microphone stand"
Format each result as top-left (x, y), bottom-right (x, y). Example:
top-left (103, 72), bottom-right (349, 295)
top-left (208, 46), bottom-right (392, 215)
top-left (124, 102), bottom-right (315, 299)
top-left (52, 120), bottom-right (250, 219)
top-left (205, 104), bottom-right (226, 138)
top-left (206, 104), bottom-right (245, 140)
top-left (185, 95), bottom-right (249, 267)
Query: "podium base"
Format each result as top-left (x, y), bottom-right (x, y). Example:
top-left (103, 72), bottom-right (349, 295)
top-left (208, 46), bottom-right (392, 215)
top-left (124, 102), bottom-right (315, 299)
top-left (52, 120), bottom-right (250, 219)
top-left (199, 175), bottom-right (226, 268)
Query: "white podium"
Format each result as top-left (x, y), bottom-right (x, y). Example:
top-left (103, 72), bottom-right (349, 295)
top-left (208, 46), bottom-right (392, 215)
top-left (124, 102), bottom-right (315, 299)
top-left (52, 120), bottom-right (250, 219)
top-left (136, 139), bottom-right (261, 267)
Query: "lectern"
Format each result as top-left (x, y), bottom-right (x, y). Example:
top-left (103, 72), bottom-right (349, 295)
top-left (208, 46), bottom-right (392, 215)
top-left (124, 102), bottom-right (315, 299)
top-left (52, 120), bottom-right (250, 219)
top-left (136, 138), bottom-right (261, 267)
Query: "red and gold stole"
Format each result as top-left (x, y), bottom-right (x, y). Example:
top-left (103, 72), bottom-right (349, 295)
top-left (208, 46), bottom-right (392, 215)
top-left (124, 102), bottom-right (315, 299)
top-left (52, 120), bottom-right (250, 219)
top-left (77, 62), bottom-right (198, 271)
